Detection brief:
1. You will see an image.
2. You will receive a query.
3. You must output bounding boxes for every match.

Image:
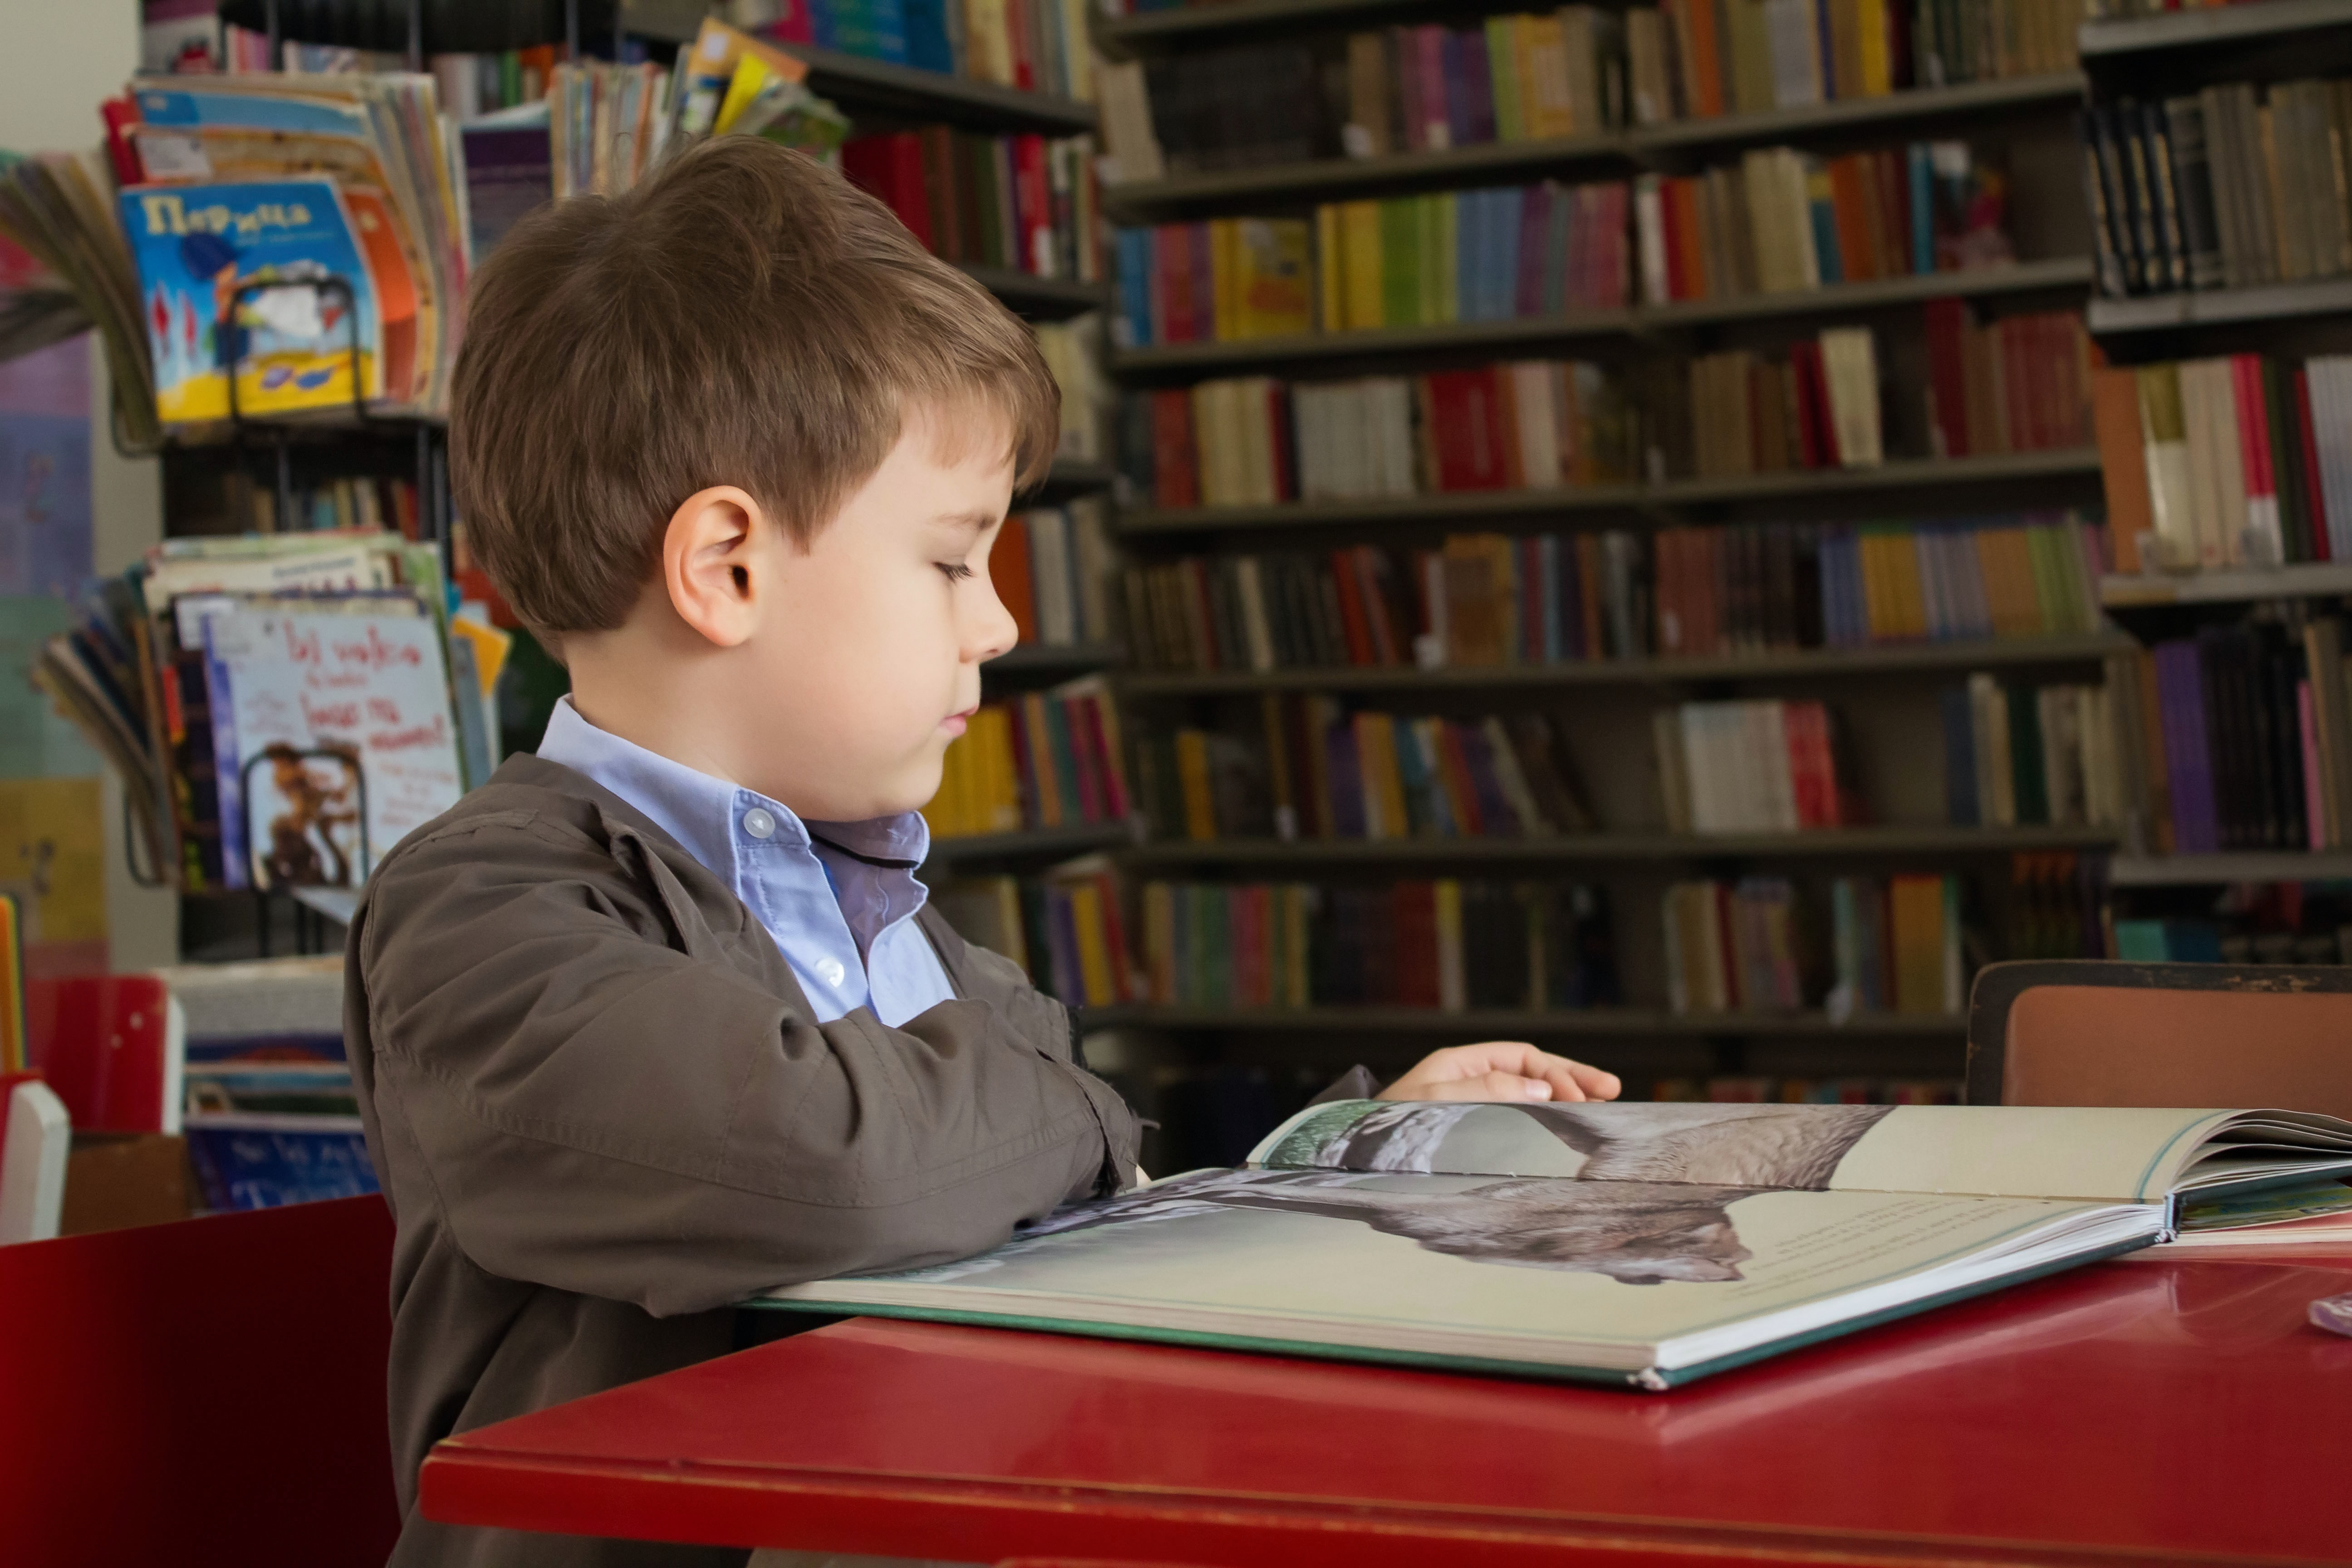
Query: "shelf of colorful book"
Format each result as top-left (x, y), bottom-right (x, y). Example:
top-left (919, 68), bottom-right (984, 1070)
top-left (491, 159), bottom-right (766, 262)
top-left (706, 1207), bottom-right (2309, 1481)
top-left (1104, 74), bottom-right (2088, 214)
top-left (985, 640), bottom-right (1125, 675)
top-left (1077, 1003), bottom-right (1969, 1037)
top-left (2107, 851), bottom-right (2352, 886)
top-left (921, 822), bottom-right (1136, 865)
top-left (1116, 632), bottom-right (2134, 696)
top-left (1123, 825), bottom-right (2120, 868)
top-left (2101, 563), bottom-right (2352, 608)
top-left (2086, 278), bottom-right (2352, 336)
top-left (959, 265), bottom-right (1112, 318)
top-left (2078, 0), bottom-right (2352, 58)
top-left (1108, 257), bottom-right (2095, 375)
top-left (1113, 448), bottom-right (2103, 536)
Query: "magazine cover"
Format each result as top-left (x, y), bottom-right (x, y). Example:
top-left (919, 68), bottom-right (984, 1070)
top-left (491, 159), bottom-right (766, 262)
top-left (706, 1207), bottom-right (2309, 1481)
top-left (118, 176), bottom-right (382, 422)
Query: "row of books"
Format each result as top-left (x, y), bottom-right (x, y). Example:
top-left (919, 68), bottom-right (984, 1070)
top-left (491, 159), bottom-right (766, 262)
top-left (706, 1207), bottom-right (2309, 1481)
top-left (29, 530), bottom-right (500, 894)
top-left (2008, 850), bottom-right (2107, 963)
top-left (1654, 700), bottom-right (1859, 834)
top-left (1230, 184), bottom-right (1635, 346)
top-left (2130, 623), bottom-right (2352, 856)
top-left (1137, 879), bottom-right (1623, 1012)
top-left (2084, 79), bottom-right (2352, 299)
top-left (1663, 872), bottom-right (1964, 1015)
top-left (844, 128), bottom-right (1104, 284)
top-left (246, 474), bottom-right (427, 540)
top-left (1643, 0), bottom-right (2077, 123)
top-left (547, 61), bottom-right (677, 200)
top-left (2095, 353), bottom-right (2352, 573)
top-left (1923, 302), bottom-right (2093, 459)
top-left (1687, 328), bottom-right (1884, 475)
top-left (1121, 513), bottom-right (2107, 676)
top-left (933, 863), bottom-right (1138, 1010)
top-left (924, 677), bottom-right (1130, 840)
top-left (1339, 11), bottom-right (1625, 153)
top-left (1637, 141), bottom-right (2011, 304)
top-left (1651, 1077), bottom-right (1964, 1104)
top-left (988, 502), bottom-right (1115, 650)
top-left (1944, 676), bottom-right (2127, 831)
top-left (1134, 704), bottom-right (1598, 845)
top-left (1034, 316), bottom-right (1108, 463)
top-left (755, 0), bottom-right (1095, 103)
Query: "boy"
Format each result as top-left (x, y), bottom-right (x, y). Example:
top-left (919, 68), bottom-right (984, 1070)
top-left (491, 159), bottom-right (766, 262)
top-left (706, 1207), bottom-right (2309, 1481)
top-left (347, 136), bottom-right (1618, 1568)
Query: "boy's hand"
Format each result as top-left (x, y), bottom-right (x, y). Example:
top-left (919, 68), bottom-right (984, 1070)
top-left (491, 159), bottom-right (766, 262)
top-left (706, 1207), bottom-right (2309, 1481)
top-left (1377, 1042), bottom-right (1622, 1104)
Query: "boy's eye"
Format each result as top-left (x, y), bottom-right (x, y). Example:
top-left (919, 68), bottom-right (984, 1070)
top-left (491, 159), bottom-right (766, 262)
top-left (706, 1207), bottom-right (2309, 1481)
top-left (937, 561), bottom-right (976, 583)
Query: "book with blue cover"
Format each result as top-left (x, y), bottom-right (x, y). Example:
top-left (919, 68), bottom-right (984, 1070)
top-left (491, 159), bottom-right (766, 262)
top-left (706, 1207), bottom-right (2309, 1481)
top-left (117, 176), bottom-right (381, 423)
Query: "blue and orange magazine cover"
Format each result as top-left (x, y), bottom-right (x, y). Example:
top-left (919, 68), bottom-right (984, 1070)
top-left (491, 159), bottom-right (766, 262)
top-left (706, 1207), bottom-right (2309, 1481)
top-left (118, 176), bottom-right (381, 423)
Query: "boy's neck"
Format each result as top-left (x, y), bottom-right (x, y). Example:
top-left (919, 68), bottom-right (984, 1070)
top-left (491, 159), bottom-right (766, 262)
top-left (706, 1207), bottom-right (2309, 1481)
top-left (563, 630), bottom-right (751, 790)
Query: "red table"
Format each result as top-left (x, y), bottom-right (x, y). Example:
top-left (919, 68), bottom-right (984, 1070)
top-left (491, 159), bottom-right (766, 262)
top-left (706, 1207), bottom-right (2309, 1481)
top-left (423, 1252), bottom-right (2352, 1566)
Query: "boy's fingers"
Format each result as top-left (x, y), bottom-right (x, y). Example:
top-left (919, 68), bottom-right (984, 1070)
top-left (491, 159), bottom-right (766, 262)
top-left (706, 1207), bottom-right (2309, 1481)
top-left (1421, 1070), bottom-right (1554, 1102)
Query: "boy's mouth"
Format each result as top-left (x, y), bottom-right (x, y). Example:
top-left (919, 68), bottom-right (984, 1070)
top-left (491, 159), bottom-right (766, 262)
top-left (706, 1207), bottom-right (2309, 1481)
top-left (941, 704), bottom-right (976, 736)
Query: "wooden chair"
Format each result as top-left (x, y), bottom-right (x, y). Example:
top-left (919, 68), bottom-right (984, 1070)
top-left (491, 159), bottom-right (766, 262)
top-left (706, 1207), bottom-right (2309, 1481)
top-left (1965, 960), bottom-right (2352, 1117)
top-left (0, 1195), bottom-right (399, 1567)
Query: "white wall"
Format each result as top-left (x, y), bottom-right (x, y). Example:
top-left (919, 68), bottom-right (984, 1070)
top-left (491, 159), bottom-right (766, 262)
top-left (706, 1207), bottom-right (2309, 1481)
top-left (0, 0), bottom-right (177, 970)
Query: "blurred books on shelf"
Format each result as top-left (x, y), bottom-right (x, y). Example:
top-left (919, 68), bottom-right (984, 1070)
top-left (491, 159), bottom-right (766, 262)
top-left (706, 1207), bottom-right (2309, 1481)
top-left (1943, 673), bottom-right (2126, 830)
top-left (1661, 871), bottom-right (1962, 1016)
top-left (1654, 699), bottom-right (1862, 833)
top-left (924, 676), bottom-right (1131, 840)
top-left (847, 127), bottom-right (1102, 284)
top-left (987, 501), bottom-right (1115, 647)
top-left (1138, 877), bottom-right (1622, 1011)
top-left (1922, 301), bottom-right (2092, 459)
top-left (933, 857), bottom-right (1138, 1008)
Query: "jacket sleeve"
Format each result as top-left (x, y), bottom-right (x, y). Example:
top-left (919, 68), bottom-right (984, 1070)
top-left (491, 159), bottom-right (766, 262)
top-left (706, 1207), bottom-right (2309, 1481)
top-left (353, 807), bottom-right (1138, 1318)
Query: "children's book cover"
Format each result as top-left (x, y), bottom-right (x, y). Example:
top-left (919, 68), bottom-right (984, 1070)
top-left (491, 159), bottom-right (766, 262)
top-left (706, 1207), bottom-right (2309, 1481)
top-left (118, 177), bottom-right (382, 423)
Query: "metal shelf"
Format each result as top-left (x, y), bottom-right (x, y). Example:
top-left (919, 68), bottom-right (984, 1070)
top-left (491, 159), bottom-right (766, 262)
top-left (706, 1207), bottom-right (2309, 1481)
top-left (2079, 0), bottom-right (2352, 56)
top-left (1079, 1004), bottom-right (1967, 1037)
top-left (1108, 259), bottom-right (2094, 376)
top-left (2101, 563), bottom-right (2352, 607)
top-left (921, 823), bottom-right (1133, 863)
top-left (1118, 634), bottom-right (2133, 696)
top-left (1115, 449), bottom-right (2104, 535)
top-left (2087, 277), bottom-right (2352, 334)
top-left (1630, 73), bottom-right (2087, 153)
top-left (1123, 825), bottom-right (2120, 868)
top-left (2109, 852), bottom-right (2352, 886)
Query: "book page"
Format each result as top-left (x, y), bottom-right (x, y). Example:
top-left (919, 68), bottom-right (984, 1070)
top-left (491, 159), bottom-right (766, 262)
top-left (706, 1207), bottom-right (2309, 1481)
top-left (1251, 1100), bottom-right (2243, 1203)
top-left (772, 1169), bottom-right (2146, 1370)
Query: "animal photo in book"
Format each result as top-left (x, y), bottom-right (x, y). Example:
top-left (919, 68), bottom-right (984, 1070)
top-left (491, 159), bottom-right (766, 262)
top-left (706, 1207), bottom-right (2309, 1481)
top-left (244, 742), bottom-right (362, 890)
top-left (1272, 1100), bottom-right (1895, 1188)
top-left (983, 1168), bottom-right (1765, 1285)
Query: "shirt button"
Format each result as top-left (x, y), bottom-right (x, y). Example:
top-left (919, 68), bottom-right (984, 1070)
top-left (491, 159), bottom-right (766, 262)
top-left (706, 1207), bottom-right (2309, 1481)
top-left (742, 808), bottom-right (776, 839)
top-left (817, 957), bottom-right (846, 988)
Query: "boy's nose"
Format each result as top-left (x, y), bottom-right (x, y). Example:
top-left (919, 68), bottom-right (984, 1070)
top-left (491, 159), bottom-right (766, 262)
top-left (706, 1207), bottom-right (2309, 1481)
top-left (968, 580), bottom-right (1019, 664)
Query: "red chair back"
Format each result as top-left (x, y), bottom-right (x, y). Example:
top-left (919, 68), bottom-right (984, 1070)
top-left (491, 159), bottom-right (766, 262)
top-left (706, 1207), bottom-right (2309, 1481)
top-left (0, 1196), bottom-right (399, 1566)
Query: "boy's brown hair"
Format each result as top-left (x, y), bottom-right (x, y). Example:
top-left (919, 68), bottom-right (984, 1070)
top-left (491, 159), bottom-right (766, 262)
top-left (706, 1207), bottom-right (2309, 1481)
top-left (451, 135), bottom-right (1060, 637)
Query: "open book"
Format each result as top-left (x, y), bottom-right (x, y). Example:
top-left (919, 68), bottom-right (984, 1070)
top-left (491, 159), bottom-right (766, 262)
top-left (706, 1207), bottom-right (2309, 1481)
top-left (761, 1101), bottom-right (2352, 1388)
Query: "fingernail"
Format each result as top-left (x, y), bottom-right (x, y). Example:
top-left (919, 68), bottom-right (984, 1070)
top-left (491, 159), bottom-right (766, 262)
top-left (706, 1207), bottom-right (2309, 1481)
top-left (1524, 1081), bottom-right (1552, 1100)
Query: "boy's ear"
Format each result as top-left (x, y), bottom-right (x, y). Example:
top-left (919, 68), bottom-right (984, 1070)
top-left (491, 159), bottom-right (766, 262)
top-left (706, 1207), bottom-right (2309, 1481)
top-left (660, 485), bottom-right (768, 649)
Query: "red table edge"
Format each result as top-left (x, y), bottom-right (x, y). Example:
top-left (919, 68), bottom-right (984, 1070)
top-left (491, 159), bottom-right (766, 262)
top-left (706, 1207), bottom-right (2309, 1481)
top-left (419, 1441), bottom-right (2337, 1568)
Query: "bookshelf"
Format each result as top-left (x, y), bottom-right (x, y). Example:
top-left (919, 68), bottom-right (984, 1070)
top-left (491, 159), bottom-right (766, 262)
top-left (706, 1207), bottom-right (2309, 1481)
top-left (1074, 0), bottom-right (2115, 1135)
top-left (2078, 0), bottom-right (2352, 54)
top-left (1108, 259), bottom-right (2096, 375)
top-left (921, 822), bottom-right (1136, 866)
top-left (1126, 827), bottom-right (2122, 869)
top-left (2086, 277), bottom-right (2352, 336)
top-left (2101, 564), bottom-right (2352, 608)
top-left (2110, 852), bottom-right (2352, 887)
top-left (1119, 632), bottom-right (2133, 695)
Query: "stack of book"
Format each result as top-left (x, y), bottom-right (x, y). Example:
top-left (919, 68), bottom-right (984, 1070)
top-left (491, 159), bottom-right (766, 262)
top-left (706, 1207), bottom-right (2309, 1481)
top-left (2126, 622), bottom-right (2352, 855)
top-left (1637, 141), bottom-right (2012, 304)
top-left (931, 859), bottom-right (1139, 1009)
top-left (1138, 878), bottom-right (1622, 1011)
top-left (1306, 181), bottom-right (1634, 334)
top-left (923, 676), bottom-right (1131, 841)
top-left (548, 61), bottom-right (676, 199)
top-left (2093, 352), bottom-right (2352, 572)
top-left (2084, 78), bottom-right (2352, 299)
top-left (1125, 513), bottom-right (2107, 675)
top-left (30, 531), bottom-right (492, 894)
top-left (1120, 358), bottom-right (1642, 509)
top-left (1651, 1075), bottom-right (1964, 1103)
top-left (1687, 328), bottom-right (1883, 475)
top-left (429, 46), bottom-right (572, 120)
top-left (844, 127), bottom-right (1103, 284)
top-left (1655, 699), bottom-right (1858, 834)
top-left (1923, 302), bottom-right (2093, 459)
top-left (1135, 703), bottom-right (1597, 844)
top-left (987, 502), bottom-right (1116, 648)
top-left (1663, 872), bottom-right (1965, 1015)
top-left (1646, 0), bottom-right (2076, 122)
top-left (1944, 674), bottom-right (2125, 829)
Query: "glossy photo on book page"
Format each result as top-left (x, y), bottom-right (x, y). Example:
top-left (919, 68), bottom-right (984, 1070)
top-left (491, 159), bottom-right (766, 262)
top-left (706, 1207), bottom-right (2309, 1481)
top-left (1249, 1101), bottom-right (2352, 1205)
top-left (767, 1167), bottom-right (2152, 1375)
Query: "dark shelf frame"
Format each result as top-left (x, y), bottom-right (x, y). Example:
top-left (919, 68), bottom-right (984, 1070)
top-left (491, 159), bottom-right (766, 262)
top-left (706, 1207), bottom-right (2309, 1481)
top-left (921, 822), bottom-right (1135, 864)
top-left (1122, 825), bottom-right (2122, 869)
top-left (1080, 1003), bottom-right (1967, 1037)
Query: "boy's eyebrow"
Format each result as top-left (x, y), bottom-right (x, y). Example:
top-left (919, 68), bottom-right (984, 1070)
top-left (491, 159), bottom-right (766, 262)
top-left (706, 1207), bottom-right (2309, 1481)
top-left (932, 510), bottom-right (1000, 534)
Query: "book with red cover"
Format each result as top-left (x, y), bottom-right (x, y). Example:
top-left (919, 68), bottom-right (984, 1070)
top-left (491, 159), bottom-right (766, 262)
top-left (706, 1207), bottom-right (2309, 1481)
top-left (990, 514), bottom-right (1038, 644)
top-left (1014, 134), bottom-right (1051, 276)
top-left (1425, 369), bottom-right (1511, 490)
top-left (1151, 391), bottom-right (1197, 508)
top-left (1924, 298), bottom-right (1971, 456)
top-left (2296, 367), bottom-right (2332, 561)
top-left (1327, 550), bottom-right (1377, 666)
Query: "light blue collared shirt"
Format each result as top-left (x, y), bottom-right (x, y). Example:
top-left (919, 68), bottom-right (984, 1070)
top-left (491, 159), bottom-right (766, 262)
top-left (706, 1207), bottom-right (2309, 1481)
top-left (536, 697), bottom-right (957, 1027)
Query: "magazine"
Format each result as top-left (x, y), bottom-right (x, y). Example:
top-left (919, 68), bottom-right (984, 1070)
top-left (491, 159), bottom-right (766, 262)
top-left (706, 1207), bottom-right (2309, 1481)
top-left (760, 1099), bottom-right (2352, 1388)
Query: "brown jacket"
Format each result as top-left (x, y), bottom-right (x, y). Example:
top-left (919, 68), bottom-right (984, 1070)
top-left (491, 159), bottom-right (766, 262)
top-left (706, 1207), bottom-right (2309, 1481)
top-left (346, 753), bottom-right (1140, 1567)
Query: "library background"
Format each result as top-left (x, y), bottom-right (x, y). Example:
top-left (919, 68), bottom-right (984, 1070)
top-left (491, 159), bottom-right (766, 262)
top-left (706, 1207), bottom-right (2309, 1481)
top-left (6, 0), bottom-right (2352, 1208)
